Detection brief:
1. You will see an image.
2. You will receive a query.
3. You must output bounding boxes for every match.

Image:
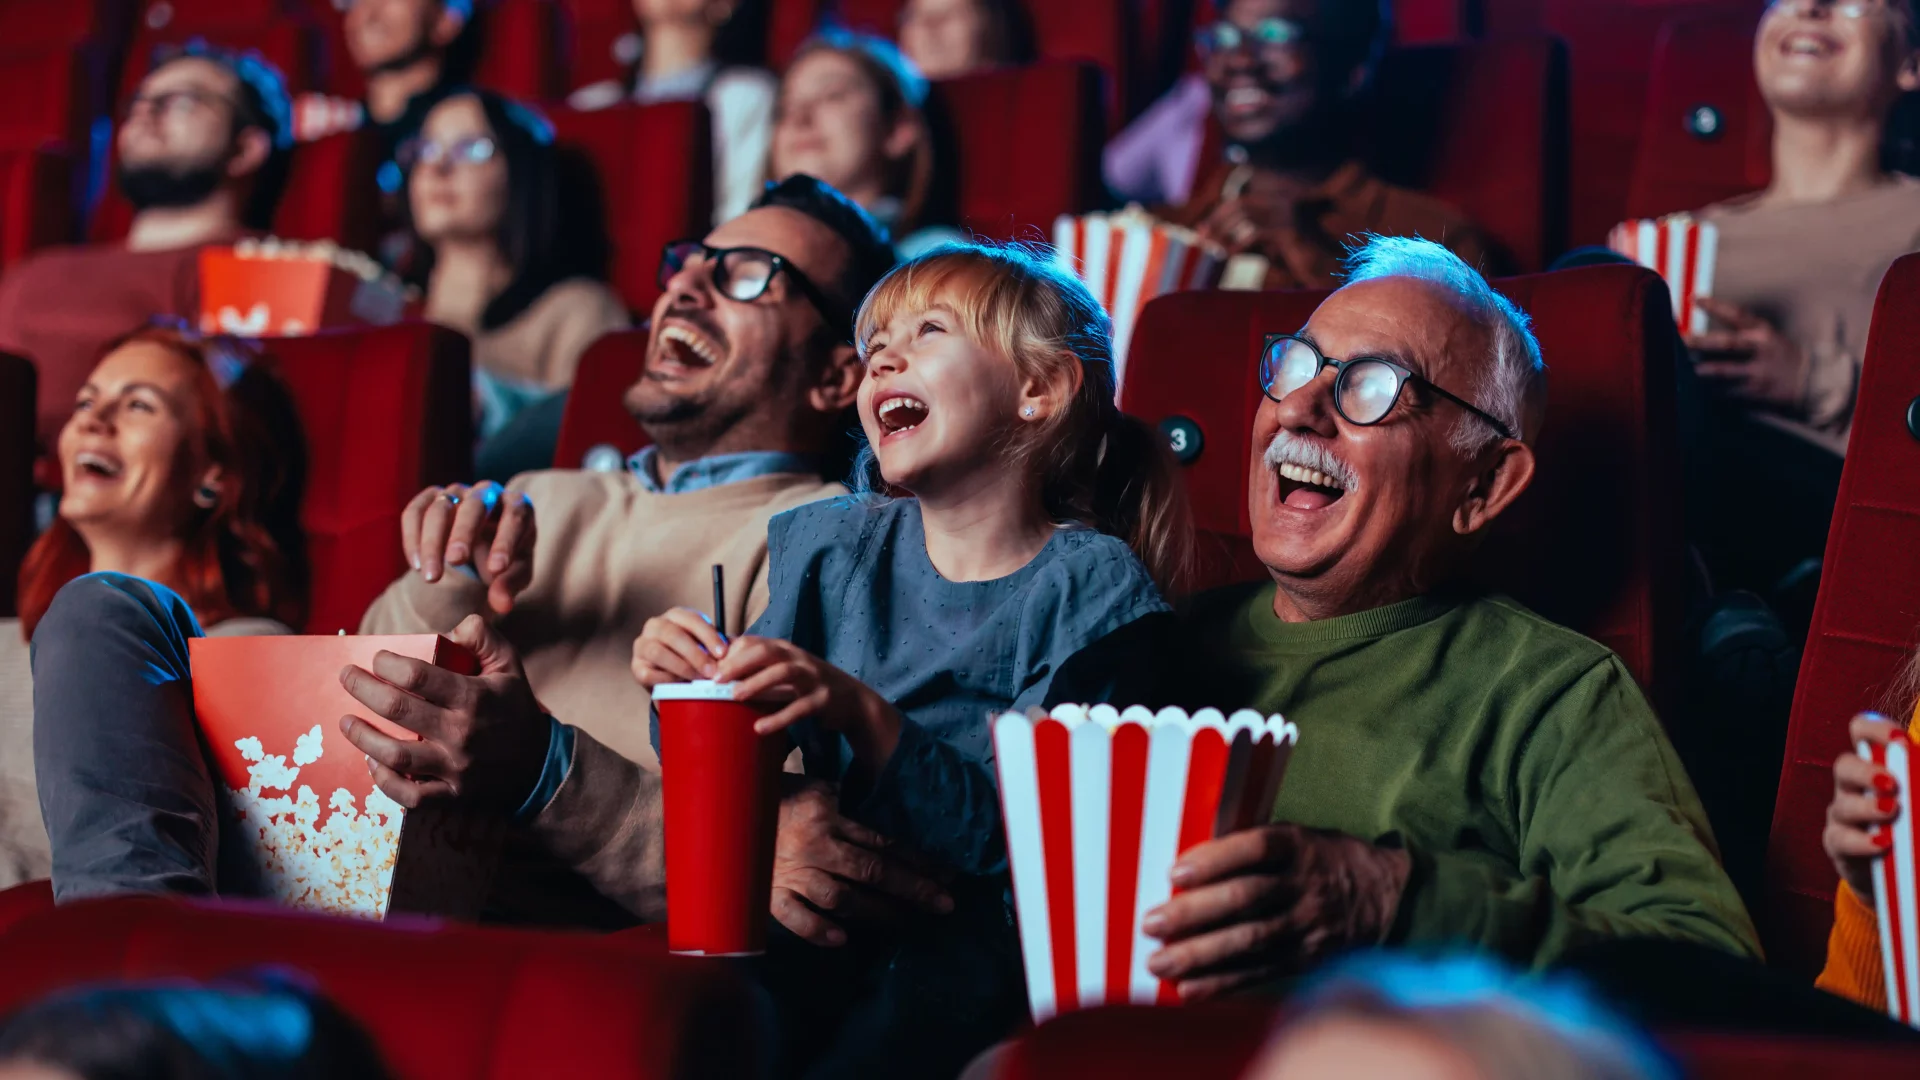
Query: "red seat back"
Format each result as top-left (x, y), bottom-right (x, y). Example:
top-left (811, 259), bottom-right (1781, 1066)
top-left (1483, 0), bottom-right (1768, 246)
top-left (1764, 254), bottom-right (1920, 977)
top-left (925, 61), bottom-right (1104, 242)
top-left (118, 19), bottom-right (323, 105)
top-left (1361, 35), bottom-right (1567, 272)
top-left (1626, 10), bottom-right (1771, 221)
top-left (988, 1002), bottom-right (1920, 1079)
top-left (0, 0), bottom-right (127, 52)
top-left (473, 0), bottom-right (566, 101)
top-left (552, 327), bottom-right (651, 470)
top-left (1123, 265), bottom-right (1685, 701)
top-left (0, 47), bottom-right (92, 153)
top-left (0, 894), bottom-right (765, 1079)
top-left (0, 352), bottom-right (33, 617)
top-left (0, 144), bottom-right (73, 268)
top-left (1395, 0), bottom-right (1477, 43)
top-left (263, 322), bottom-right (472, 634)
top-left (549, 102), bottom-right (713, 313)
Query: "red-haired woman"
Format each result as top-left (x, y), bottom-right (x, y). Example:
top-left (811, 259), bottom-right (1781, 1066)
top-left (1, 327), bottom-right (307, 893)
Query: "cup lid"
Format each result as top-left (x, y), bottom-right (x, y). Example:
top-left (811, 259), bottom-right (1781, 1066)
top-left (651, 680), bottom-right (741, 701)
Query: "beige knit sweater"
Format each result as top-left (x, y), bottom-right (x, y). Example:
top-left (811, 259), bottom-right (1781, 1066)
top-left (359, 467), bottom-right (843, 769)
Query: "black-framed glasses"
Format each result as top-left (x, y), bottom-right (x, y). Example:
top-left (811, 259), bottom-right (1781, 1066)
top-left (1260, 334), bottom-right (1516, 441)
top-left (1195, 16), bottom-right (1307, 60)
top-left (657, 240), bottom-right (847, 336)
top-left (122, 88), bottom-right (238, 123)
top-left (397, 134), bottom-right (497, 170)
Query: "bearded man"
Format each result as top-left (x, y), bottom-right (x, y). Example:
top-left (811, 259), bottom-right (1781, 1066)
top-left (0, 44), bottom-right (294, 451)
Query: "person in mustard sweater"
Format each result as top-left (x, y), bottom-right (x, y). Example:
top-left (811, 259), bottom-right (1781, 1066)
top-left (1817, 647), bottom-right (1920, 1009)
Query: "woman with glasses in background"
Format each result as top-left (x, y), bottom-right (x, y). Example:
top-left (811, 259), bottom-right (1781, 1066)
top-left (401, 89), bottom-right (631, 481)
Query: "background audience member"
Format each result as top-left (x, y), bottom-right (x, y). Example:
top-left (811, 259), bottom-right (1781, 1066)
top-left (1685, 0), bottom-right (1920, 609)
top-left (770, 32), bottom-right (965, 258)
top-left (401, 89), bottom-right (629, 481)
top-left (346, 0), bottom-right (473, 169)
top-left (0, 972), bottom-right (394, 1080)
top-left (567, 0), bottom-right (777, 225)
top-left (8, 328), bottom-right (306, 895)
top-left (896, 0), bottom-right (1026, 81)
top-left (1814, 647), bottom-right (1920, 1011)
top-left (0, 46), bottom-right (292, 453)
top-left (1114, 0), bottom-right (1489, 288)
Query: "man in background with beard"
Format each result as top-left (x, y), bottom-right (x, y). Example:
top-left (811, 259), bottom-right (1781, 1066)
top-left (0, 43), bottom-right (292, 453)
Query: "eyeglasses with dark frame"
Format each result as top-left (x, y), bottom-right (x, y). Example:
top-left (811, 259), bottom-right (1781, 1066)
top-left (657, 240), bottom-right (847, 336)
top-left (1194, 16), bottom-right (1308, 60)
top-left (122, 88), bottom-right (240, 124)
top-left (1260, 333), bottom-right (1517, 441)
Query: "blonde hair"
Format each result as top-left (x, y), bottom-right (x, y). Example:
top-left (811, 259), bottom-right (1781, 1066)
top-left (854, 242), bottom-right (1193, 595)
top-left (1887, 642), bottom-right (1920, 726)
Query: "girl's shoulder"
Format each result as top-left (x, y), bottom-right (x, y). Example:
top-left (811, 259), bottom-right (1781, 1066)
top-left (768, 493), bottom-right (901, 555)
top-left (1030, 527), bottom-right (1171, 619)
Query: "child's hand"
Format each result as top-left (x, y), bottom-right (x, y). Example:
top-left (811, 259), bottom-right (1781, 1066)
top-left (631, 607), bottom-right (729, 689)
top-left (1826, 712), bottom-right (1906, 904)
top-left (716, 637), bottom-right (899, 746)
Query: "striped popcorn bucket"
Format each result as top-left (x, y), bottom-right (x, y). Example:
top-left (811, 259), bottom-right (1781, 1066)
top-left (1869, 727), bottom-right (1920, 1027)
top-left (1607, 214), bottom-right (1720, 336)
top-left (993, 705), bottom-right (1299, 1023)
top-left (1052, 212), bottom-right (1226, 395)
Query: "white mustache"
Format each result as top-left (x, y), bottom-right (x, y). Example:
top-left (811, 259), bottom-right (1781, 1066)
top-left (1263, 431), bottom-right (1359, 492)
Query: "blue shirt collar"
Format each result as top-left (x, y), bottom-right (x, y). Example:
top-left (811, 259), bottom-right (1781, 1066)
top-left (628, 446), bottom-right (820, 494)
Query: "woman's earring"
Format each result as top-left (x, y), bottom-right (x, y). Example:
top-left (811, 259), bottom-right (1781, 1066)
top-left (194, 485), bottom-right (219, 509)
top-left (1022, 406), bottom-right (1038, 419)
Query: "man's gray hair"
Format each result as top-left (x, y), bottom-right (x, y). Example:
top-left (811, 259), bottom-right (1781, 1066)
top-left (1342, 235), bottom-right (1547, 453)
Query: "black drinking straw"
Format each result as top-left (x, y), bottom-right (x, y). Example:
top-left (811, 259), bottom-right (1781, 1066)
top-left (711, 564), bottom-right (726, 639)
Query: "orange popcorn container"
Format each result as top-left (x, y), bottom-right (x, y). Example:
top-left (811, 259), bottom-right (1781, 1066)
top-left (198, 244), bottom-right (406, 337)
top-left (190, 634), bottom-right (502, 919)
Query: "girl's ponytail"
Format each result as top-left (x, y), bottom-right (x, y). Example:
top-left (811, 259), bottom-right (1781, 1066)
top-left (1090, 411), bottom-right (1193, 599)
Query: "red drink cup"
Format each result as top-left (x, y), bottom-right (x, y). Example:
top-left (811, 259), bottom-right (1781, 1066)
top-left (656, 681), bottom-right (785, 956)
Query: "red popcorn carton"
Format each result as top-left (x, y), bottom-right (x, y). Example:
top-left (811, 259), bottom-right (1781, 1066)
top-left (1607, 214), bottom-right (1720, 336)
top-left (198, 238), bottom-right (407, 337)
top-left (994, 704), bottom-right (1298, 1022)
top-left (1868, 726), bottom-right (1920, 1027)
top-left (189, 634), bottom-right (503, 919)
top-left (1052, 209), bottom-right (1226, 393)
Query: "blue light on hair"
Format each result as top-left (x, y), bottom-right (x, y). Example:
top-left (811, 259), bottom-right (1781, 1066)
top-left (499, 98), bottom-right (555, 146)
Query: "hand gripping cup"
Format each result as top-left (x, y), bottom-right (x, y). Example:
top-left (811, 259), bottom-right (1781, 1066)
top-left (656, 680), bottom-right (786, 956)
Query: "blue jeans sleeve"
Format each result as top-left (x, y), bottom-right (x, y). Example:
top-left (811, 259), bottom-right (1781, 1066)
top-left (31, 572), bottom-right (215, 902)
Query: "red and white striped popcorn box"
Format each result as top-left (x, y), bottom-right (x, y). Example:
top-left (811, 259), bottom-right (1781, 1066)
top-left (1868, 729), bottom-right (1920, 1027)
top-left (994, 704), bottom-right (1299, 1023)
top-left (1607, 214), bottom-right (1720, 336)
top-left (1052, 211), bottom-right (1225, 393)
top-left (291, 92), bottom-right (366, 144)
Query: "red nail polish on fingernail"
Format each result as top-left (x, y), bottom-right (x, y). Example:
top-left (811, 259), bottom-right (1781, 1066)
top-left (1880, 796), bottom-right (1899, 814)
top-left (1876, 775), bottom-right (1899, 795)
top-left (1877, 832), bottom-right (1896, 849)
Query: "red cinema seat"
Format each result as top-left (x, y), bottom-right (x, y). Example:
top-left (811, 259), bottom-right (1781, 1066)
top-left (1481, 0), bottom-right (1768, 246)
top-left (118, 19), bottom-right (324, 104)
top-left (557, 5), bottom-right (643, 95)
top-left (263, 322), bottom-right (472, 634)
top-left (1764, 254), bottom-right (1920, 978)
top-left (0, 352), bottom-right (33, 617)
top-left (1362, 35), bottom-right (1568, 273)
top-left (1123, 265), bottom-right (1685, 701)
top-left (0, 145), bottom-right (74, 268)
top-left (91, 128), bottom-right (383, 252)
top-left (0, 48), bottom-right (93, 155)
top-left (0, 0), bottom-right (128, 52)
top-left (1626, 10), bottom-right (1771, 221)
top-left (549, 102), bottom-right (713, 313)
top-left (926, 61), bottom-right (1104, 242)
top-left (552, 327), bottom-right (651, 470)
top-left (473, 0), bottom-right (566, 101)
top-left (0, 893), bottom-right (766, 1079)
top-left (985, 1003), bottom-right (1920, 1080)
top-left (767, 0), bottom-right (831, 67)
top-left (132, 0), bottom-right (297, 32)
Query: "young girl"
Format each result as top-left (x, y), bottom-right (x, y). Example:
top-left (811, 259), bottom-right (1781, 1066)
top-left (632, 240), bottom-right (1190, 1073)
top-left (1819, 644), bottom-right (1920, 1010)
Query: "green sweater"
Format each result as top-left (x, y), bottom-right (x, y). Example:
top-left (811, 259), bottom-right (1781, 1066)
top-left (1172, 582), bottom-right (1761, 966)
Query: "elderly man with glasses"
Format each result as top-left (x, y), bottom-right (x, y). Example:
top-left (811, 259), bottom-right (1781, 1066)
top-left (1142, 236), bottom-right (1761, 999)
